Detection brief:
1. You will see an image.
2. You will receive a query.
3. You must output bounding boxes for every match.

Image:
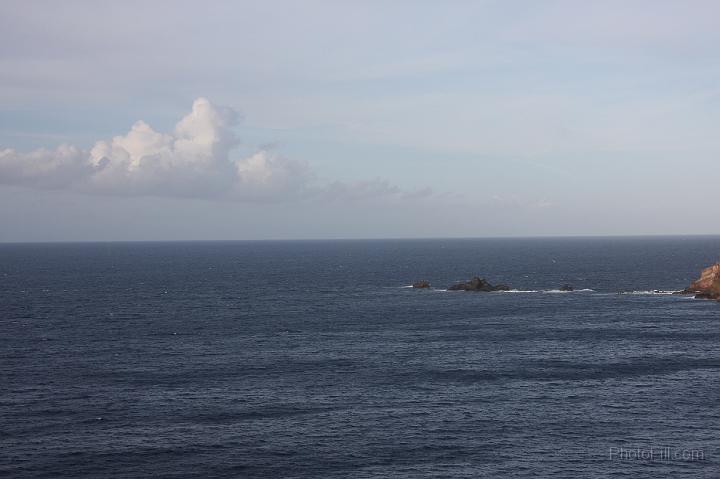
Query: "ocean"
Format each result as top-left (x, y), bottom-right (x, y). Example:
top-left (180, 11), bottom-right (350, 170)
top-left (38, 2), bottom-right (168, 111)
top-left (2, 237), bottom-right (720, 478)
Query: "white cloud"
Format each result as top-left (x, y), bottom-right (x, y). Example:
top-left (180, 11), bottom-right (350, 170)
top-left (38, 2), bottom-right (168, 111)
top-left (83, 98), bottom-right (242, 198)
top-left (0, 98), bottom-right (424, 202)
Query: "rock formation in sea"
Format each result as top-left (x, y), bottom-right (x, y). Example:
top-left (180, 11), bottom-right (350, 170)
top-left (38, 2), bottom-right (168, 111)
top-left (448, 276), bottom-right (511, 292)
top-left (412, 280), bottom-right (430, 289)
top-left (559, 284), bottom-right (574, 292)
top-left (677, 263), bottom-right (720, 300)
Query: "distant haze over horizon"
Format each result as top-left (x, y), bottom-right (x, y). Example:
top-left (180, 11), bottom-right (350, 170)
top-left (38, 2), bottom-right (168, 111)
top-left (1, 1), bottom-right (719, 242)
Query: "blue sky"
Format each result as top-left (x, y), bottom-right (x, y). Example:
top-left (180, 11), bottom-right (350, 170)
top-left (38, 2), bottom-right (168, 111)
top-left (1, 1), bottom-right (719, 240)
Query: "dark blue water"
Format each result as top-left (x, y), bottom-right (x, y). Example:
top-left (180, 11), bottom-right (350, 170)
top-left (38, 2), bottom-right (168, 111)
top-left (2, 237), bottom-right (720, 478)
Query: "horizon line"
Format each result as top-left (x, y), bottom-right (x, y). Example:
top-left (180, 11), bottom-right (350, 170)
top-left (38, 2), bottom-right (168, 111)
top-left (3, 233), bottom-right (720, 245)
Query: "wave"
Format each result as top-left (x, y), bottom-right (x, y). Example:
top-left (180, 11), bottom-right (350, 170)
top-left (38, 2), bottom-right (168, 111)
top-left (400, 285), bottom-right (694, 297)
top-left (543, 288), bottom-right (594, 294)
top-left (398, 285), bottom-right (694, 296)
top-left (621, 290), bottom-right (682, 295)
top-left (400, 285), bottom-right (449, 292)
top-left (500, 288), bottom-right (594, 294)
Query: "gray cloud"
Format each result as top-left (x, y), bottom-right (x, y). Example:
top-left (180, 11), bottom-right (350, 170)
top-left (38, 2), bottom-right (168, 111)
top-left (0, 98), bottom-right (428, 202)
top-left (0, 144), bottom-right (89, 189)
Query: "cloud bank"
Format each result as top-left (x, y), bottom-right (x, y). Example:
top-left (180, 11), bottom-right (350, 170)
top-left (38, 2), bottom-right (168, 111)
top-left (0, 98), bottom-right (427, 202)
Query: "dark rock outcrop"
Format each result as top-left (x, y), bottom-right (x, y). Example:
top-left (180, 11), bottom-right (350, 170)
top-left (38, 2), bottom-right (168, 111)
top-left (677, 263), bottom-right (720, 300)
top-left (412, 280), bottom-right (430, 289)
top-left (448, 276), bottom-right (511, 292)
top-left (559, 284), bottom-right (574, 292)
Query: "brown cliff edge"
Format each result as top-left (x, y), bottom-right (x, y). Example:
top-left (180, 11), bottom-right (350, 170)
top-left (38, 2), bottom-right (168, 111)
top-left (675, 263), bottom-right (720, 300)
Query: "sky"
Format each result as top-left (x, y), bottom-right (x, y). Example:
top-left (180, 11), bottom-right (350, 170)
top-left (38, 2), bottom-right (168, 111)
top-left (1, 0), bottom-right (719, 241)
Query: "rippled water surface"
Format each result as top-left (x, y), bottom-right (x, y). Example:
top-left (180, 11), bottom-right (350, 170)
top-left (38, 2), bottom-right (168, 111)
top-left (2, 237), bottom-right (720, 478)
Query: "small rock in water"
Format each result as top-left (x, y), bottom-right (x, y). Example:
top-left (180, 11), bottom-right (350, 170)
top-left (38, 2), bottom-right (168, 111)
top-left (448, 276), bottom-right (511, 292)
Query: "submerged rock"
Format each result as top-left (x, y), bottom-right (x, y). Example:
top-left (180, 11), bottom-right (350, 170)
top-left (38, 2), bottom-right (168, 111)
top-left (677, 263), bottom-right (720, 300)
top-left (559, 284), bottom-right (574, 292)
top-left (448, 276), bottom-right (511, 292)
top-left (412, 280), bottom-right (430, 289)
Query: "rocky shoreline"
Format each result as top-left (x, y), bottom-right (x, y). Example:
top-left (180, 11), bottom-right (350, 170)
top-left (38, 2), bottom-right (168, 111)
top-left (409, 263), bottom-right (720, 302)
